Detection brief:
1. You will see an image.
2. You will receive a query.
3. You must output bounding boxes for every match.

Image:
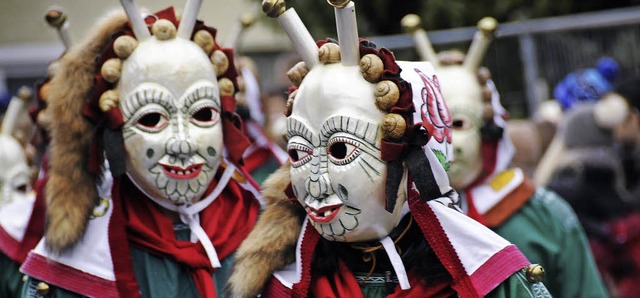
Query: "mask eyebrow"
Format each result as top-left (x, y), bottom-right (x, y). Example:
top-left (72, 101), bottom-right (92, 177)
top-left (320, 115), bottom-right (380, 148)
top-left (122, 86), bottom-right (175, 119)
top-left (183, 84), bottom-right (220, 110)
top-left (287, 117), bottom-right (315, 145)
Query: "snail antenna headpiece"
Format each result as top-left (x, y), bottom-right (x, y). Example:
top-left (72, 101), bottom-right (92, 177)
top-left (45, 6), bottom-right (72, 49)
top-left (328, 0), bottom-right (359, 66)
top-left (177, 0), bottom-right (203, 39)
top-left (119, 0), bottom-right (151, 40)
top-left (401, 14), bottom-right (440, 68)
top-left (262, 0), bottom-right (319, 68)
top-left (463, 17), bottom-right (497, 71)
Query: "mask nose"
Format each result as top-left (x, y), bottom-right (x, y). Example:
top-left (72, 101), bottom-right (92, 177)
top-left (166, 116), bottom-right (200, 159)
top-left (304, 148), bottom-right (331, 199)
top-left (305, 172), bottom-right (331, 199)
top-left (166, 136), bottom-right (199, 159)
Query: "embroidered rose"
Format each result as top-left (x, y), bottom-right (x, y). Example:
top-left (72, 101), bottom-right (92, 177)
top-left (415, 68), bottom-right (452, 144)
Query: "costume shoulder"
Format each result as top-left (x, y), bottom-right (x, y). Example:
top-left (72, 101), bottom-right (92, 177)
top-left (528, 187), bottom-right (581, 231)
top-left (471, 168), bottom-right (536, 227)
top-left (20, 167), bottom-right (118, 298)
top-left (526, 188), bottom-right (608, 298)
top-left (0, 191), bottom-right (38, 262)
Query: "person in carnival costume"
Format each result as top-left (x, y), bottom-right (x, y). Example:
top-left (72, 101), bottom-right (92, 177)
top-left (401, 13), bottom-right (607, 298)
top-left (20, 1), bottom-right (261, 297)
top-left (0, 8), bottom-right (72, 296)
top-left (227, 12), bottom-right (289, 185)
top-left (0, 87), bottom-right (44, 298)
top-left (544, 82), bottom-right (640, 297)
top-left (227, 1), bottom-right (551, 297)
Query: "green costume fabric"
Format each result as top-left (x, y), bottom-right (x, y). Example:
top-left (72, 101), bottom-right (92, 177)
top-left (356, 271), bottom-right (551, 297)
top-left (1, 252), bottom-right (23, 298)
top-left (249, 157), bottom-right (280, 186)
top-left (493, 187), bottom-right (608, 298)
top-left (21, 225), bottom-right (234, 298)
top-left (487, 271), bottom-right (552, 298)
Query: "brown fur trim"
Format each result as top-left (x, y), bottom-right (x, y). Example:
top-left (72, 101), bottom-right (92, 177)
top-left (44, 10), bottom-right (128, 254)
top-left (227, 162), bottom-right (305, 297)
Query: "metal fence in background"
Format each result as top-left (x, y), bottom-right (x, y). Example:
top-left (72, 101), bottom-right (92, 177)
top-left (366, 6), bottom-right (640, 118)
top-left (2, 6), bottom-right (640, 119)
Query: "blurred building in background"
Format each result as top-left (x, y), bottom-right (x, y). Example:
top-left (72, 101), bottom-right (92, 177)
top-left (1, 0), bottom-right (640, 119)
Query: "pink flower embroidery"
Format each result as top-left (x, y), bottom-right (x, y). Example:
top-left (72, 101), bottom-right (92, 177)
top-left (415, 68), bottom-right (452, 144)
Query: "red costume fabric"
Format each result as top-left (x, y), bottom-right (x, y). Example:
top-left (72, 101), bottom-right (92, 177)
top-left (118, 174), bottom-right (260, 297)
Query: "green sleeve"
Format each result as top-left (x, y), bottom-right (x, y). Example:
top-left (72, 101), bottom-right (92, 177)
top-left (493, 187), bottom-right (608, 298)
top-left (249, 157), bottom-right (281, 186)
top-left (487, 271), bottom-right (552, 298)
top-left (1, 252), bottom-right (24, 298)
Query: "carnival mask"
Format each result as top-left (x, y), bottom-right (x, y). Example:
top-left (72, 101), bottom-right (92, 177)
top-left (0, 135), bottom-right (31, 207)
top-left (119, 38), bottom-right (223, 206)
top-left (288, 63), bottom-right (407, 242)
top-left (402, 16), bottom-right (503, 190)
top-left (438, 68), bottom-right (484, 189)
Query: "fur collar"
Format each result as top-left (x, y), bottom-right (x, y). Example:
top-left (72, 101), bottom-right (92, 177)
top-left (44, 10), bottom-right (128, 254)
top-left (227, 162), bottom-right (305, 297)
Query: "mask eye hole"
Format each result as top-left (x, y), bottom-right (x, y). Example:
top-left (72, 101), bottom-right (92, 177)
top-left (451, 116), bottom-right (472, 130)
top-left (135, 112), bottom-right (169, 132)
top-left (15, 184), bottom-right (28, 193)
top-left (329, 142), bottom-right (347, 159)
top-left (327, 138), bottom-right (360, 165)
top-left (287, 144), bottom-right (312, 167)
top-left (191, 106), bottom-right (220, 126)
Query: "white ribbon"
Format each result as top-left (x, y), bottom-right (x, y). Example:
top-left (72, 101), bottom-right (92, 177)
top-left (380, 236), bottom-right (411, 290)
top-left (144, 164), bottom-right (236, 268)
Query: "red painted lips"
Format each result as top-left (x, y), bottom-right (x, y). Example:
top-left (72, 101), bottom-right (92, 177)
top-left (162, 164), bottom-right (203, 179)
top-left (307, 204), bottom-right (343, 223)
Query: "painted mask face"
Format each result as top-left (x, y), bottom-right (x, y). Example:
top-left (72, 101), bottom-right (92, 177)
top-left (118, 38), bottom-right (223, 205)
top-left (438, 67), bottom-right (484, 189)
top-left (288, 63), bottom-right (407, 243)
top-left (0, 135), bottom-right (31, 207)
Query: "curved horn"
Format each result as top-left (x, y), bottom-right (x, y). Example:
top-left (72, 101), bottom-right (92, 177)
top-left (1, 86), bottom-right (32, 136)
top-left (401, 14), bottom-right (440, 68)
top-left (463, 17), bottom-right (497, 71)
top-left (45, 6), bottom-right (72, 49)
top-left (329, 0), bottom-right (359, 66)
top-left (177, 0), bottom-right (203, 39)
top-left (263, 0), bottom-right (319, 68)
top-left (119, 0), bottom-right (150, 40)
top-left (225, 12), bottom-right (257, 50)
